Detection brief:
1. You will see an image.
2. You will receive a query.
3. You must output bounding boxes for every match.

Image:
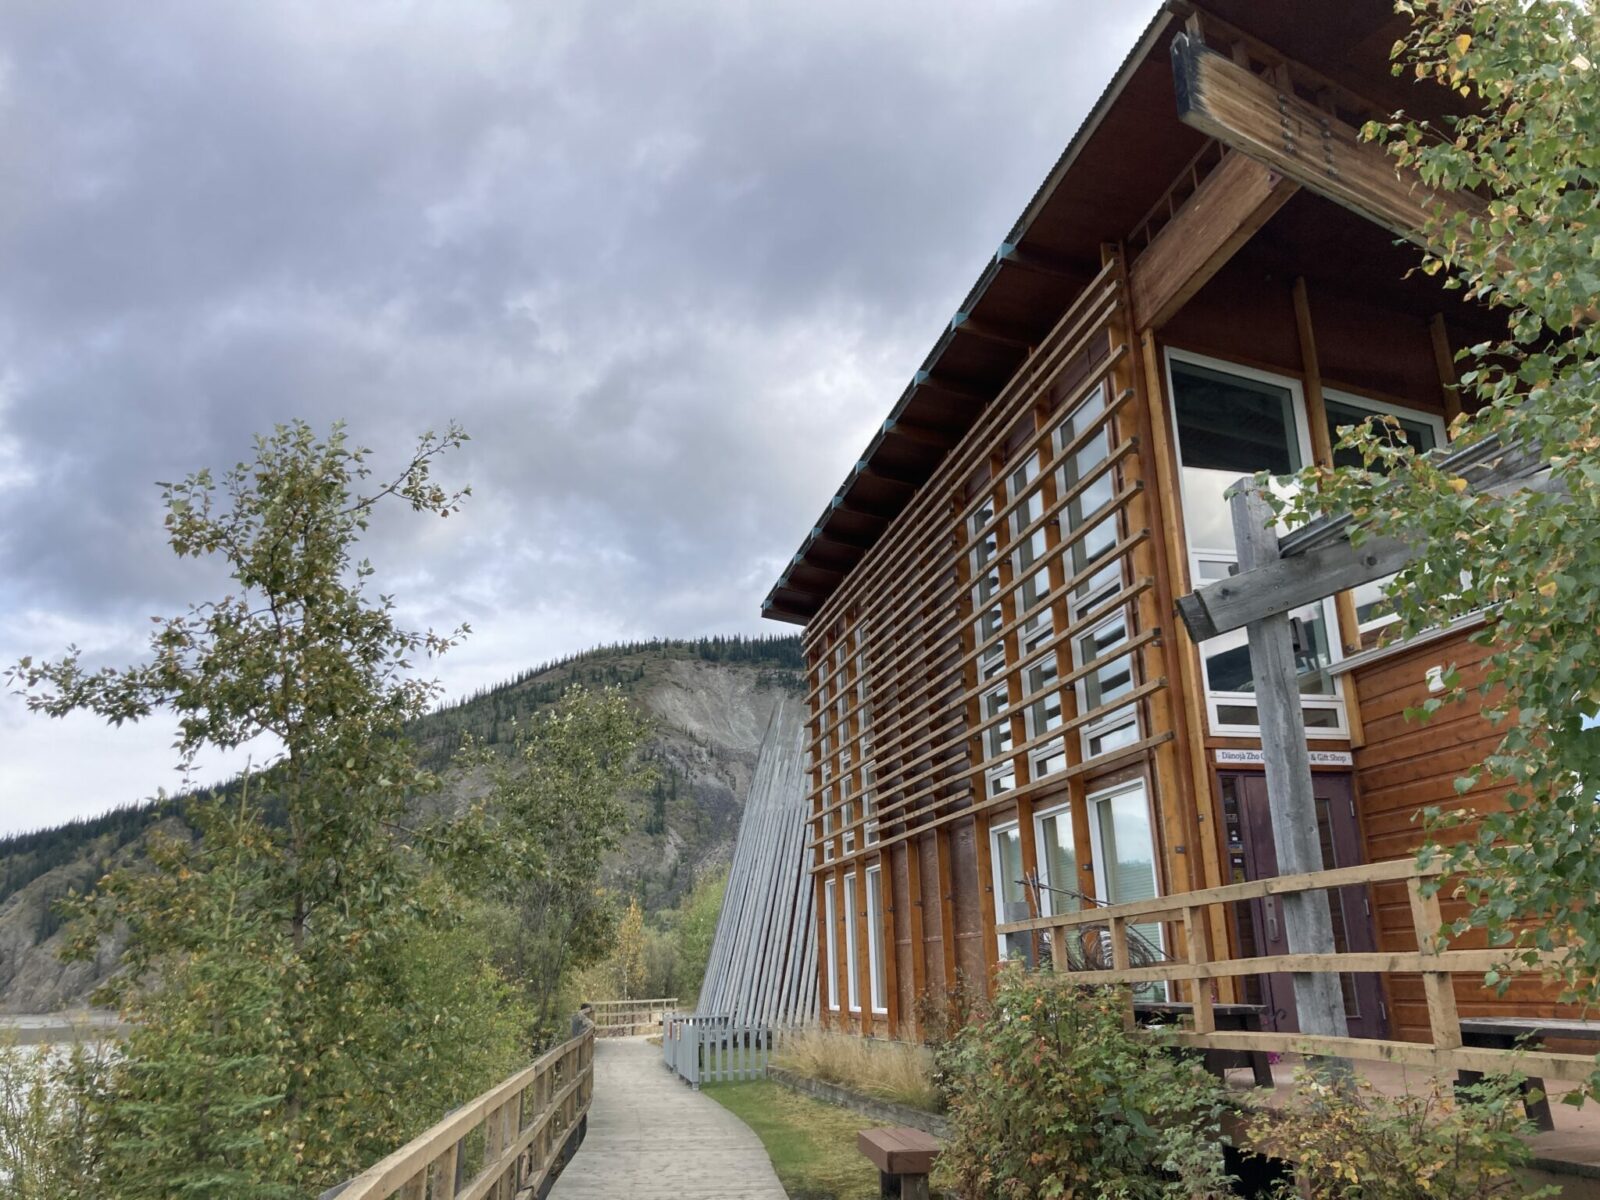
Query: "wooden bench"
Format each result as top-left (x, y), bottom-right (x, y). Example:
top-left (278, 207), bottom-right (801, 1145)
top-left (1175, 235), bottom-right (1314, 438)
top-left (1134, 1000), bottom-right (1275, 1087)
top-left (1458, 1017), bottom-right (1600, 1132)
top-left (858, 1126), bottom-right (941, 1200)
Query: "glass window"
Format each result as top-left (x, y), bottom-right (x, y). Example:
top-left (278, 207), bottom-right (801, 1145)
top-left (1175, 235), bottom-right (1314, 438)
top-left (1057, 385), bottom-right (1120, 605)
top-left (1075, 611), bottom-right (1140, 759)
top-left (1324, 396), bottom-right (1439, 470)
top-left (843, 872), bottom-right (860, 1012)
top-left (990, 822), bottom-right (1033, 964)
top-left (1024, 644), bottom-right (1065, 778)
top-left (1322, 393), bottom-right (1445, 630)
top-left (1171, 359), bottom-right (1301, 555)
top-left (1168, 354), bottom-right (1347, 736)
top-left (1035, 803), bottom-right (1080, 918)
top-left (866, 867), bottom-right (888, 1013)
top-left (1091, 783), bottom-right (1164, 997)
top-left (824, 878), bottom-right (839, 1010)
top-left (983, 685), bottom-right (1014, 795)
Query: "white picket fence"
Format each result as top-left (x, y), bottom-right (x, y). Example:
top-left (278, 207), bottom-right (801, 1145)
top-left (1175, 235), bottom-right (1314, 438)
top-left (660, 1014), bottom-right (776, 1089)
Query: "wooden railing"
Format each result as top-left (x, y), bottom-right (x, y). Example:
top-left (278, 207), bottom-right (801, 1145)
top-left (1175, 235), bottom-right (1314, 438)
top-left (996, 858), bottom-right (1593, 1084)
top-left (326, 1021), bottom-right (594, 1200)
top-left (587, 997), bottom-right (677, 1036)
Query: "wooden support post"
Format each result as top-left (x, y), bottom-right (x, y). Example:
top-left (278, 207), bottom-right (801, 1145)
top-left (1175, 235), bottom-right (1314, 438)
top-left (905, 836), bottom-right (928, 1037)
top-left (1184, 904), bottom-right (1216, 1035)
top-left (1293, 277), bottom-right (1365, 742)
top-left (397, 1170), bottom-right (426, 1200)
top-left (1230, 483), bottom-right (1352, 1058)
top-left (935, 827), bottom-right (958, 999)
top-left (1430, 313), bottom-right (1464, 430)
top-left (433, 1143), bottom-right (459, 1200)
top-left (1110, 914), bottom-right (1135, 1030)
top-left (1407, 874), bottom-right (1463, 1051)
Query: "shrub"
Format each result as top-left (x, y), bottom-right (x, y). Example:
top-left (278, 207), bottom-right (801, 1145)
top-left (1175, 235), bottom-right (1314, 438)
top-left (936, 969), bottom-right (1233, 1200)
top-left (0, 1035), bottom-right (114, 1199)
top-left (1247, 1068), bottom-right (1558, 1199)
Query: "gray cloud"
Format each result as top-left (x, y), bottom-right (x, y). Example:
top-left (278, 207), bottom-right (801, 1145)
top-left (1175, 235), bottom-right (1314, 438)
top-left (0, 0), bottom-right (1153, 832)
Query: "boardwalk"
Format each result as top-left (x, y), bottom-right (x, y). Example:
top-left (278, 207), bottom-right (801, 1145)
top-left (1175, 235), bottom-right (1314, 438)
top-left (548, 1036), bottom-right (787, 1200)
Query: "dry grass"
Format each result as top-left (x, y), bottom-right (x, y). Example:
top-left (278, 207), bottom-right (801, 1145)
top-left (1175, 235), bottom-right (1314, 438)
top-left (774, 1027), bottom-right (941, 1113)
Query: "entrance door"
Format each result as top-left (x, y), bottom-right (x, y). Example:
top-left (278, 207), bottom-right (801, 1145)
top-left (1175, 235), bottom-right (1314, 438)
top-left (1218, 772), bottom-right (1387, 1039)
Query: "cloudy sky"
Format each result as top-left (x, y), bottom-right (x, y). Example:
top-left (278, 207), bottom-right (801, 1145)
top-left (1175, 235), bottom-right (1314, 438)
top-left (0, 1), bottom-right (1152, 835)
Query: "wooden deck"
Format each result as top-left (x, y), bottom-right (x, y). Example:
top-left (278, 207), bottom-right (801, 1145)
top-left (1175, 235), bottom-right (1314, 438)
top-left (548, 1037), bottom-right (787, 1200)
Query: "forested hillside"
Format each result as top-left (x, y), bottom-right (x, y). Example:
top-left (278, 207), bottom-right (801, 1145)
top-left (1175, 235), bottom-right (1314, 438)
top-left (0, 633), bottom-right (802, 1012)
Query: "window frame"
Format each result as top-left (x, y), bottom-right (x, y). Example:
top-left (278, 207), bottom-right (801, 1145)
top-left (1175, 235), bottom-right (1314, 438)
top-left (1321, 386), bottom-right (1447, 634)
top-left (824, 877), bottom-right (840, 1011)
top-left (865, 865), bottom-right (888, 1015)
top-left (988, 819), bottom-right (1032, 964)
top-left (843, 870), bottom-right (861, 1013)
top-left (1086, 778), bottom-right (1167, 993)
top-left (1163, 347), bottom-right (1350, 739)
top-left (1032, 799), bottom-right (1079, 919)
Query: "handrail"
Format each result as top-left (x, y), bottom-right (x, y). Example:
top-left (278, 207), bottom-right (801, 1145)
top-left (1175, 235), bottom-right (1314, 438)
top-left (997, 857), bottom-right (1594, 1085)
top-left (585, 997), bottom-right (679, 1036)
top-left (328, 1020), bottom-right (594, 1200)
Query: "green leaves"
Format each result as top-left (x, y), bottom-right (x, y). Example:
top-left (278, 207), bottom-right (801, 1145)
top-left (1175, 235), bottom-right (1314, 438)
top-left (1270, 0), bottom-right (1600, 1031)
top-left (936, 972), bottom-right (1234, 1199)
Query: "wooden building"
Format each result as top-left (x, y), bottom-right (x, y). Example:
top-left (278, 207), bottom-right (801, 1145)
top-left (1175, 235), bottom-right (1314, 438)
top-left (761, 1), bottom-right (1554, 1046)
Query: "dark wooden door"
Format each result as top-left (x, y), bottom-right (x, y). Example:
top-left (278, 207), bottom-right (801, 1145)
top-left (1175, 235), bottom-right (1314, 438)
top-left (1219, 772), bottom-right (1387, 1039)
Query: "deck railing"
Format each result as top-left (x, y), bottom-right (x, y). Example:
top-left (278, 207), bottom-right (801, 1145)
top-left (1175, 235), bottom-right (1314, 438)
top-left (587, 996), bottom-right (677, 1036)
top-left (661, 1014), bottom-right (774, 1088)
top-left (325, 1020), bottom-right (594, 1200)
top-left (996, 857), bottom-right (1592, 1084)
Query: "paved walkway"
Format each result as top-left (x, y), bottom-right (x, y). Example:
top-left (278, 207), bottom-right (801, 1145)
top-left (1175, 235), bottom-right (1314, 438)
top-left (548, 1036), bottom-right (787, 1200)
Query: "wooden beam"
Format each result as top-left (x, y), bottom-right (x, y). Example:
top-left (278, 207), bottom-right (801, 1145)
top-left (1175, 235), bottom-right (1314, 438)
top-left (996, 242), bottom-right (1091, 283)
top-left (1231, 483), bottom-right (1350, 1053)
top-left (1429, 313), bottom-right (1464, 429)
top-left (912, 371), bottom-right (992, 406)
top-left (852, 460), bottom-right (922, 489)
top-left (951, 313), bottom-right (1038, 352)
top-left (1170, 33), bottom-right (1487, 248)
top-left (1129, 148), bottom-right (1299, 329)
top-left (883, 417), bottom-right (960, 449)
top-left (1293, 277), bottom-right (1365, 678)
top-left (1177, 531), bottom-right (1415, 642)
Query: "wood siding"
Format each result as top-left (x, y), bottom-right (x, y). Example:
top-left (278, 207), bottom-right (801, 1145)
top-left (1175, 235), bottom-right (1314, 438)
top-left (1350, 630), bottom-right (1570, 1042)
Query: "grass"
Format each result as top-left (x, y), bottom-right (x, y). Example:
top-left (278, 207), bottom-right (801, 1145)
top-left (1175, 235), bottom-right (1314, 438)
top-left (701, 1079), bottom-right (885, 1200)
top-left (772, 1027), bottom-right (942, 1113)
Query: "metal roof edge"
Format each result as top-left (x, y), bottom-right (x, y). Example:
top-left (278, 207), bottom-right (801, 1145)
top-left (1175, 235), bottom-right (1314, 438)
top-left (760, 2), bottom-right (1176, 625)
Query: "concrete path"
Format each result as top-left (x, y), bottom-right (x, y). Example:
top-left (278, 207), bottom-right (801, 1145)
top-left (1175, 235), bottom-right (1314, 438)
top-left (548, 1036), bottom-right (788, 1200)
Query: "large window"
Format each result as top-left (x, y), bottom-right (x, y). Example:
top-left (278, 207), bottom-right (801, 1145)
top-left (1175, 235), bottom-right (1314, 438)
top-left (1089, 780), bottom-right (1164, 996)
top-left (1033, 801), bottom-right (1080, 918)
top-left (1167, 352), bottom-right (1347, 736)
top-left (1322, 390), bottom-right (1445, 631)
top-left (824, 878), bottom-right (839, 1010)
top-left (989, 821), bottom-right (1033, 964)
top-left (843, 871), bottom-right (860, 1012)
top-left (866, 866), bottom-right (888, 1014)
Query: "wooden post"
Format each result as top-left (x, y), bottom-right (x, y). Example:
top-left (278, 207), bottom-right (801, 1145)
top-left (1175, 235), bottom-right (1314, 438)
top-left (1183, 905), bottom-right (1215, 1035)
top-left (1407, 873), bottom-right (1462, 1051)
top-left (1230, 483), bottom-right (1352, 1058)
top-left (433, 1143), bottom-right (459, 1200)
top-left (1429, 313), bottom-right (1463, 430)
top-left (1108, 914), bottom-right (1135, 1030)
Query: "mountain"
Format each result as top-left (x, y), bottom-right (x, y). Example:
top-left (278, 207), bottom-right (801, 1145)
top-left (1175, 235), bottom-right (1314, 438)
top-left (0, 635), bottom-right (804, 1013)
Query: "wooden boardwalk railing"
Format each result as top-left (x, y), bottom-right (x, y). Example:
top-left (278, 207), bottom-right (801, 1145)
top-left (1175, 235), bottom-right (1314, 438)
top-left (996, 857), bottom-right (1593, 1084)
top-left (326, 1021), bottom-right (594, 1200)
top-left (587, 997), bottom-right (677, 1037)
